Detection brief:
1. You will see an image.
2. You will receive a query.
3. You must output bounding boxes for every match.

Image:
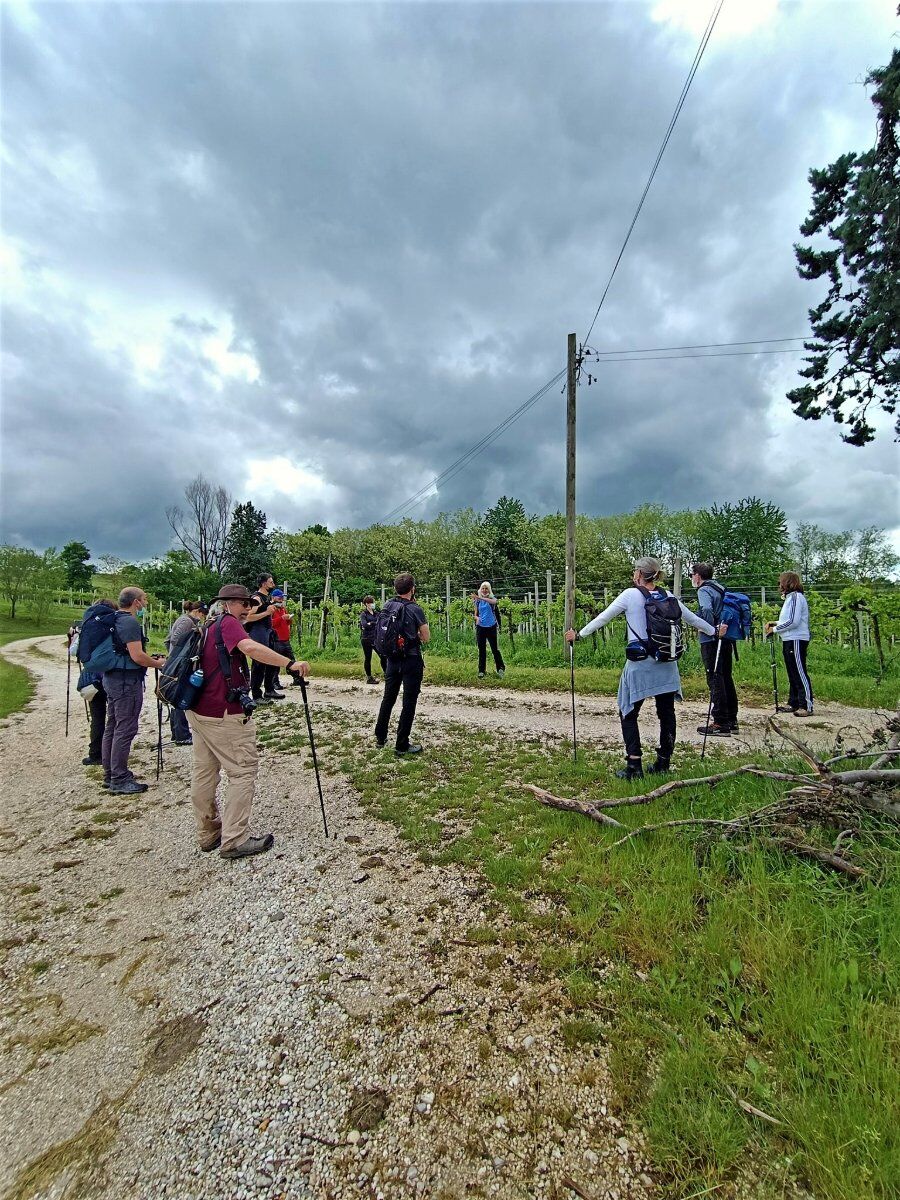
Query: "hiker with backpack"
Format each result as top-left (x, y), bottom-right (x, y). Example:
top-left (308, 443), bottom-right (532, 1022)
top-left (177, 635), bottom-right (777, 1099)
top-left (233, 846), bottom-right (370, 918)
top-left (74, 597), bottom-right (117, 766)
top-left (373, 573), bottom-right (430, 756)
top-left (471, 582), bottom-right (506, 679)
top-left (164, 601), bottom-right (209, 745)
top-left (245, 573), bottom-right (283, 704)
top-left (690, 563), bottom-right (751, 738)
top-left (269, 590), bottom-right (296, 689)
top-left (564, 557), bottom-right (718, 780)
top-left (765, 572), bottom-right (814, 717)
top-left (80, 587), bottom-right (167, 795)
top-left (359, 596), bottom-right (383, 684)
top-left (185, 583), bottom-right (310, 859)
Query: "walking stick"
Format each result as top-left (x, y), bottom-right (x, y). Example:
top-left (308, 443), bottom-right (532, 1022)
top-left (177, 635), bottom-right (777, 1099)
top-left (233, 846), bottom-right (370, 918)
top-left (154, 668), bottom-right (164, 780)
top-left (65, 633), bottom-right (72, 737)
top-left (700, 636), bottom-right (723, 761)
top-left (569, 642), bottom-right (577, 762)
top-left (767, 633), bottom-right (780, 713)
top-left (297, 677), bottom-right (330, 838)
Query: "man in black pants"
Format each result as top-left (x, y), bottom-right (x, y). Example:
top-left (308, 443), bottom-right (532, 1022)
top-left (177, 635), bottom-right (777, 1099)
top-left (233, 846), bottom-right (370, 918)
top-left (245, 573), bottom-right (283, 703)
top-left (359, 596), bottom-right (383, 684)
top-left (691, 563), bottom-right (736, 736)
top-left (374, 574), bottom-right (430, 756)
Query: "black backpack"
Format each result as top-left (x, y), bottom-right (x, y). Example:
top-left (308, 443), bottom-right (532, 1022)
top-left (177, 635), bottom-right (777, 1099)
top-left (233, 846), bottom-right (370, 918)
top-left (156, 623), bottom-right (205, 709)
top-left (373, 599), bottom-right (414, 658)
top-left (630, 586), bottom-right (685, 663)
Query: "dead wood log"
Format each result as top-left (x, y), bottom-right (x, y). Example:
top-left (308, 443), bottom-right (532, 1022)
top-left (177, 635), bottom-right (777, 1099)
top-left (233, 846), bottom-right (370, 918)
top-left (521, 784), bottom-right (627, 828)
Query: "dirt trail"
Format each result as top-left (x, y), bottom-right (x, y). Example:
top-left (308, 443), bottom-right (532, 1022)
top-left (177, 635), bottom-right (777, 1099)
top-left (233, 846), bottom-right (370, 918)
top-left (307, 673), bottom-right (885, 757)
top-left (0, 636), bottom-right (673, 1200)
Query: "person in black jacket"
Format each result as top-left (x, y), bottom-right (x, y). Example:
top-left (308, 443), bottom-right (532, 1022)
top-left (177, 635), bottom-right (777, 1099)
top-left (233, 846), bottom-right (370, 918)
top-left (374, 574), bottom-right (430, 755)
top-left (359, 596), bottom-right (383, 684)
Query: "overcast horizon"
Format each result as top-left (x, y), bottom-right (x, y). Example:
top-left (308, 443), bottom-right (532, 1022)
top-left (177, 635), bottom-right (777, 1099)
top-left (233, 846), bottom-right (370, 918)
top-left (1, 0), bottom-right (898, 565)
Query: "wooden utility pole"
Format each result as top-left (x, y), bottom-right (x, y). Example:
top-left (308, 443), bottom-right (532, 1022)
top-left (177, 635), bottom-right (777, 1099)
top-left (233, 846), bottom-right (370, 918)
top-left (565, 333), bottom-right (577, 633)
top-left (317, 554), bottom-right (332, 649)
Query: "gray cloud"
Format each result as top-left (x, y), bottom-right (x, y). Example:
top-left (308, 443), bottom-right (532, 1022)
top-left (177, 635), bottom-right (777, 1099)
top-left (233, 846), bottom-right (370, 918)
top-left (1, 0), bottom-right (897, 563)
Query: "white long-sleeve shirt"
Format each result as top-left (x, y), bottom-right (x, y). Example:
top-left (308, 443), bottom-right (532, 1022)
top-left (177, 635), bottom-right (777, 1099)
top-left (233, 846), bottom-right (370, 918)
top-left (578, 587), bottom-right (715, 641)
top-left (774, 591), bottom-right (810, 641)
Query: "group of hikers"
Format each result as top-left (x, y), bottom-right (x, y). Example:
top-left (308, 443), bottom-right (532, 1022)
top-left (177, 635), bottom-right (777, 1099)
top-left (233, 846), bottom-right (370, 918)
top-left (68, 560), bottom-right (813, 858)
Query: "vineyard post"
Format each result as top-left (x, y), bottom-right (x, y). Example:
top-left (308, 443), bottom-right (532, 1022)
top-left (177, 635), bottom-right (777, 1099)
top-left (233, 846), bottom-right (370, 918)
top-left (533, 580), bottom-right (540, 641)
top-left (317, 554), bottom-right (331, 650)
top-left (381, 584), bottom-right (386, 605)
top-left (445, 575), bottom-right (451, 642)
top-left (673, 557), bottom-right (682, 598)
top-left (546, 570), bottom-right (553, 647)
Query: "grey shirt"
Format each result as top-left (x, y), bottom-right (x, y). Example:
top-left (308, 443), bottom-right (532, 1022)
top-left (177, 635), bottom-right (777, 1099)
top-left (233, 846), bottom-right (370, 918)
top-left (106, 611), bottom-right (146, 676)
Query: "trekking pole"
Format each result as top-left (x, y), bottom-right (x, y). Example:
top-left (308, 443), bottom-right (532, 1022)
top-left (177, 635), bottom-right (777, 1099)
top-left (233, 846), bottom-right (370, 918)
top-left (65, 632), bottom-right (72, 737)
top-left (700, 636), bottom-right (722, 761)
top-left (297, 677), bottom-right (330, 838)
top-left (154, 668), bottom-right (164, 780)
top-left (569, 641), bottom-right (577, 762)
top-left (767, 632), bottom-right (780, 714)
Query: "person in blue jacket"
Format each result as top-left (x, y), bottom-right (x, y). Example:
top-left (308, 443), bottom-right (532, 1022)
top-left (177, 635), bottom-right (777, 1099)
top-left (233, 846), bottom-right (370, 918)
top-left (472, 582), bottom-right (505, 679)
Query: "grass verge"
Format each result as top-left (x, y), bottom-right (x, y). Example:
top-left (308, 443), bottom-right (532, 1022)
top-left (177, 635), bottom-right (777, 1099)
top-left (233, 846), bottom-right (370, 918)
top-left (0, 612), bottom-right (82, 719)
top-left (258, 704), bottom-right (900, 1200)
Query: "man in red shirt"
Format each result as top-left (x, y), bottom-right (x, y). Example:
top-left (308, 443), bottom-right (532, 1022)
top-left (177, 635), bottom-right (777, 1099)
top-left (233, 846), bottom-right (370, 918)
top-left (188, 583), bottom-right (310, 860)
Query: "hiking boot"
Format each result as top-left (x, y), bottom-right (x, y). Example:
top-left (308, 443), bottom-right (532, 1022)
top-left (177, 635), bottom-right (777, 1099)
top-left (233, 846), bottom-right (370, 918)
top-left (82, 755), bottom-right (102, 766)
top-left (220, 833), bottom-right (275, 860)
top-left (264, 691), bottom-right (285, 700)
top-left (776, 706), bottom-right (795, 714)
top-left (729, 722), bottom-right (740, 734)
top-left (697, 723), bottom-right (731, 737)
top-left (646, 758), bottom-right (671, 775)
top-left (108, 780), bottom-right (149, 795)
top-left (254, 695), bottom-right (273, 705)
top-left (199, 835), bottom-right (222, 853)
top-left (615, 760), bottom-right (643, 780)
top-left (396, 744), bottom-right (423, 757)
top-left (497, 669), bottom-right (505, 678)
top-left (375, 738), bottom-right (387, 748)
top-left (173, 739), bottom-right (193, 746)
top-left (792, 708), bottom-right (812, 717)
top-left (366, 676), bottom-right (378, 685)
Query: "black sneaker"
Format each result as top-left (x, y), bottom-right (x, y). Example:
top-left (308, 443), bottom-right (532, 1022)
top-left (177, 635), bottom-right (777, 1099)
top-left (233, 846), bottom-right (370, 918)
top-left (108, 780), bottom-right (149, 795)
top-left (697, 724), bottom-right (731, 737)
top-left (646, 759), bottom-right (671, 775)
top-left (776, 706), bottom-right (795, 714)
top-left (82, 755), bottom-right (103, 766)
top-left (375, 739), bottom-right (387, 748)
top-left (254, 695), bottom-right (273, 705)
top-left (264, 691), bottom-right (286, 701)
top-left (220, 833), bottom-right (275, 860)
top-left (173, 739), bottom-right (193, 746)
top-left (615, 761), bottom-right (644, 780)
top-left (395, 744), bottom-right (423, 757)
top-left (366, 676), bottom-right (378, 685)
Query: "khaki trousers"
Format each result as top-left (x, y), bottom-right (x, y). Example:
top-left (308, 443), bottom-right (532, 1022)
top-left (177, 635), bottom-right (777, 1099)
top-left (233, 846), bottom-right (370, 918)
top-left (186, 711), bottom-right (259, 851)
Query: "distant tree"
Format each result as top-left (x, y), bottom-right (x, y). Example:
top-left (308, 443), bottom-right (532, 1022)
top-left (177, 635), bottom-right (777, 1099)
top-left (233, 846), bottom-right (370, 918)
top-left (139, 550), bottom-right (220, 607)
top-left (0, 545), bottom-right (36, 618)
top-left (789, 45), bottom-right (899, 444)
top-left (222, 502), bottom-right (270, 587)
top-left (28, 548), bottom-right (65, 623)
top-left (60, 541), bottom-right (93, 590)
top-left (166, 476), bottom-right (232, 572)
top-left (694, 498), bottom-right (790, 581)
top-left (270, 524), bottom-right (332, 597)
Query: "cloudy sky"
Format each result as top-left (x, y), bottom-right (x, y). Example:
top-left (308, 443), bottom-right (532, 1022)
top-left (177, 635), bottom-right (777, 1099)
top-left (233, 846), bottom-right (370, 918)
top-left (1, 0), bottom-right (897, 563)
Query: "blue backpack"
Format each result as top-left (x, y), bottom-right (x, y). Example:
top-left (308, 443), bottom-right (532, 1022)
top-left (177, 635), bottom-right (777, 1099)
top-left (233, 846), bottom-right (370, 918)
top-left (81, 611), bottom-right (138, 673)
top-left (711, 584), bottom-right (753, 641)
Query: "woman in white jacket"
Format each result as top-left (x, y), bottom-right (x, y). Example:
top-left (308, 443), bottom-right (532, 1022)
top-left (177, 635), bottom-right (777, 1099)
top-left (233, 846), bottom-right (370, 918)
top-left (765, 572), bottom-right (813, 716)
top-left (565, 557), bottom-right (719, 780)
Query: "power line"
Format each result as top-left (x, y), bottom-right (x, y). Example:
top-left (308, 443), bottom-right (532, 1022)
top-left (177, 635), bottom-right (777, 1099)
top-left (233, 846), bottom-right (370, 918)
top-left (583, 0), bottom-right (724, 345)
top-left (584, 337), bottom-right (807, 358)
top-left (380, 368), bottom-right (566, 523)
top-left (584, 346), bottom-right (806, 366)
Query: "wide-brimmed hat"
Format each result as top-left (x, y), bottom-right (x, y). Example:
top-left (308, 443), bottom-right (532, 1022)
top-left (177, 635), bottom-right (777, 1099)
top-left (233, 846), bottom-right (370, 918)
top-left (215, 584), bottom-right (252, 601)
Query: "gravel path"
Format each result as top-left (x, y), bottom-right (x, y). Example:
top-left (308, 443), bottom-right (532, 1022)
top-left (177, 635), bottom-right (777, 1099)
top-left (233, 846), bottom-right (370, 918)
top-left (1, 637), bottom-right (669, 1200)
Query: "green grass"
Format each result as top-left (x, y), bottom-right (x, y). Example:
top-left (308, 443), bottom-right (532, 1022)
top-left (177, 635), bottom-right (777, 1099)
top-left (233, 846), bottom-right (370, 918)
top-left (0, 610), bottom-right (83, 719)
top-left (296, 635), bottom-right (898, 709)
top-left (258, 704), bottom-right (900, 1199)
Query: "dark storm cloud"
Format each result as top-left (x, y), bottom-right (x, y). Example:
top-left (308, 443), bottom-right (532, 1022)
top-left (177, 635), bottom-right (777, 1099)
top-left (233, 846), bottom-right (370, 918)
top-left (1, 0), bottom-right (896, 563)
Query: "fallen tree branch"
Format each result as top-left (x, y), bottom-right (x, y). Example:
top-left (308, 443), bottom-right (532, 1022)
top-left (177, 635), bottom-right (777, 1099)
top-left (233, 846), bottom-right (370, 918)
top-left (759, 837), bottom-right (865, 879)
top-left (590, 767), bottom-right (811, 810)
top-left (521, 784), bottom-right (627, 828)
